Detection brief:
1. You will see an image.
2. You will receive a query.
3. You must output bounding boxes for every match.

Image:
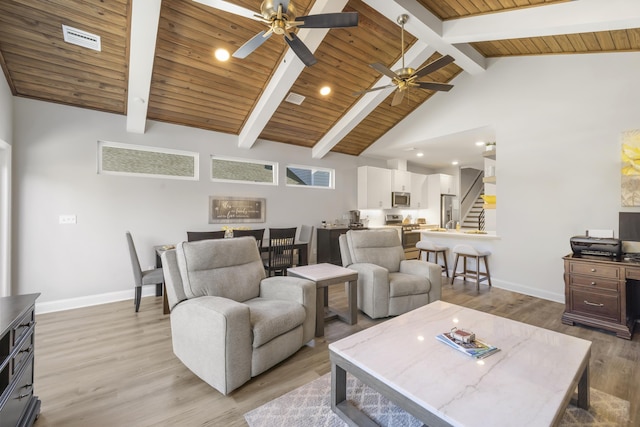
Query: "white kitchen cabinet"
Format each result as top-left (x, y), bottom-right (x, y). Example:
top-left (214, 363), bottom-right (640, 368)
top-left (410, 173), bottom-right (427, 208)
top-left (391, 170), bottom-right (412, 193)
top-left (358, 166), bottom-right (392, 209)
top-left (431, 173), bottom-right (456, 195)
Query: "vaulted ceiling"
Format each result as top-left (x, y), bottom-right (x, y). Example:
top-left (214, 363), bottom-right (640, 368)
top-left (1, 0), bottom-right (639, 166)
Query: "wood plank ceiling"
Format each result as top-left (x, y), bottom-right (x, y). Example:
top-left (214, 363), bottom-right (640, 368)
top-left (0, 0), bottom-right (639, 160)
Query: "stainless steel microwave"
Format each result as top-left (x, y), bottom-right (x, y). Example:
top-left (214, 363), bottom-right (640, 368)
top-left (392, 192), bottom-right (411, 208)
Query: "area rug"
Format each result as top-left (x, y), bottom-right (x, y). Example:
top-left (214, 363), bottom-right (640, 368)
top-left (244, 373), bottom-right (630, 427)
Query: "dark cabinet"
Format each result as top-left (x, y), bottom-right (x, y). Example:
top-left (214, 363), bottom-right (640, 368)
top-left (317, 228), bottom-right (350, 266)
top-left (0, 293), bottom-right (40, 427)
top-left (562, 255), bottom-right (635, 339)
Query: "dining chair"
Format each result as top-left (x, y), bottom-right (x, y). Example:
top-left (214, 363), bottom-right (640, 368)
top-left (233, 228), bottom-right (265, 248)
top-left (126, 231), bottom-right (164, 312)
top-left (293, 224), bottom-right (314, 266)
top-left (263, 227), bottom-right (297, 276)
top-left (186, 230), bottom-right (226, 241)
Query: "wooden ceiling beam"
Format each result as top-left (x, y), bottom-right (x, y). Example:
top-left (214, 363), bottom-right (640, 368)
top-left (442, 0), bottom-right (640, 43)
top-left (126, 0), bottom-right (162, 134)
top-left (312, 42), bottom-right (436, 159)
top-left (391, 0), bottom-right (486, 74)
top-left (237, 0), bottom-right (349, 149)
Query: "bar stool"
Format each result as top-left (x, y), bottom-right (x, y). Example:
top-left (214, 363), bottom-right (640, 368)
top-left (451, 244), bottom-right (492, 290)
top-left (416, 240), bottom-right (449, 277)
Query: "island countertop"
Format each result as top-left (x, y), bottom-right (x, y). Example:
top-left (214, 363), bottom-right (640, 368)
top-left (420, 230), bottom-right (501, 240)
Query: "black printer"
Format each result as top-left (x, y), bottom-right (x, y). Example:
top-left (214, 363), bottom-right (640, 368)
top-left (570, 236), bottom-right (622, 257)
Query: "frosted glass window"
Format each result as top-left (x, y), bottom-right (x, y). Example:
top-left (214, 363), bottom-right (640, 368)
top-left (211, 156), bottom-right (277, 185)
top-left (98, 141), bottom-right (198, 180)
top-left (286, 165), bottom-right (334, 189)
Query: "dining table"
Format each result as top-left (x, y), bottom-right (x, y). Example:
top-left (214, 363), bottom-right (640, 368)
top-left (154, 239), bottom-right (309, 315)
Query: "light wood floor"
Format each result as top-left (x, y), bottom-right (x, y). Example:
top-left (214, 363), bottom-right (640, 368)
top-left (33, 279), bottom-right (639, 426)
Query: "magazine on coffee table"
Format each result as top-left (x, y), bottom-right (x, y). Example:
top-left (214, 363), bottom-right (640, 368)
top-left (436, 332), bottom-right (500, 359)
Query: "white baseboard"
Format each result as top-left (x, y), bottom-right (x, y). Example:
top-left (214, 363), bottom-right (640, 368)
top-left (490, 278), bottom-right (565, 304)
top-left (35, 286), bottom-right (159, 314)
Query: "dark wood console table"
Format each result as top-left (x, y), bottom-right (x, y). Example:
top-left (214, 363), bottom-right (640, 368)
top-left (0, 293), bottom-right (41, 426)
top-left (563, 254), bottom-right (639, 339)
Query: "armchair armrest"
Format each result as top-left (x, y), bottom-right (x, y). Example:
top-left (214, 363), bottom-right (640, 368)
top-left (170, 296), bottom-right (252, 395)
top-left (400, 260), bottom-right (442, 302)
top-left (260, 276), bottom-right (316, 343)
top-left (347, 263), bottom-right (390, 318)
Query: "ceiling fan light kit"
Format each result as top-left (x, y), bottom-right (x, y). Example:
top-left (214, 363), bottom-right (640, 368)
top-left (201, 1), bottom-right (358, 67)
top-left (354, 14), bottom-right (455, 106)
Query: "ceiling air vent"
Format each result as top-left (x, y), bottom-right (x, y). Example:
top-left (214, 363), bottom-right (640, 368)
top-left (285, 92), bottom-right (305, 105)
top-left (62, 25), bottom-right (101, 51)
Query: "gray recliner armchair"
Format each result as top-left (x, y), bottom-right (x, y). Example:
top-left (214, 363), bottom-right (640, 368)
top-left (161, 236), bottom-right (316, 395)
top-left (339, 229), bottom-right (442, 319)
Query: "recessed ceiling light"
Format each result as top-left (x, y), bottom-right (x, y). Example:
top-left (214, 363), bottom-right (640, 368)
top-left (475, 141), bottom-right (486, 146)
top-left (416, 152), bottom-right (424, 157)
top-left (214, 48), bottom-right (230, 61)
top-left (320, 86), bottom-right (331, 96)
top-left (452, 160), bottom-right (459, 165)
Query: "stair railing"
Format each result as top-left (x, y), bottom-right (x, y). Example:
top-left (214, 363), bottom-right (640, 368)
top-left (461, 171), bottom-right (484, 224)
top-left (479, 209), bottom-right (485, 231)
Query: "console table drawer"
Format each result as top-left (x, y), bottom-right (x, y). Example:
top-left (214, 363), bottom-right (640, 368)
top-left (12, 334), bottom-right (33, 375)
top-left (625, 268), bottom-right (640, 280)
top-left (569, 275), bottom-right (620, 291)
top-left (569, 288), bottom-right (620, 322)
top-left (0, 357), bottom-right (33, 427)
top-left (568, 263), bottom-right (620, 279)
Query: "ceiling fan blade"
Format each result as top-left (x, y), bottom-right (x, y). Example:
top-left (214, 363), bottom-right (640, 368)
top-left (295, 12), bottom-right (358, 28)
top-left (352, 84), bottom-right (395, 96)
top-left (192, 0), bottom-right (262, 22)
top-left (232, 30), bottom-right (272, 59)
top-left (415, 81), bottom-right (454, 92)
top-left (370, 63), bottom-right (399, 80)
top-left (285, 32), bottom-right (317, 66)
top-left (391, 89), bottom-right (405, 106)
top-left (412, 54), bottom-right (455, 79)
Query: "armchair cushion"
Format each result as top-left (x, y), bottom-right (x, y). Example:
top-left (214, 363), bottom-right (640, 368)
top-left (175, 237), bottom-right (264, 302)
top-left (245, 298), bottom-right (306, 347)
top-left (346, 229), bottom-right (405, 272)
top-left (388, 272), bottom-right (430, 297)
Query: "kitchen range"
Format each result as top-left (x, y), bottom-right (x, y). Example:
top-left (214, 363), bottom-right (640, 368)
top-left (384, 214), bottom-right (423, 257)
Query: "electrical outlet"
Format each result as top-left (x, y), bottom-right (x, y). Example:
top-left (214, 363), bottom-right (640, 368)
top-left (59, 215), bottom-right (77, 224)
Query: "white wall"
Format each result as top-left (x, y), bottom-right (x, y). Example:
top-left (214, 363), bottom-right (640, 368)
top-left (377, 52), bottom-right (640, 301)
top-left (0, 75), bottom-right (11, 142)
top-left (12, 99), bottom-right (368, 311)
top-left (0, 76), bottom-right (12, 297)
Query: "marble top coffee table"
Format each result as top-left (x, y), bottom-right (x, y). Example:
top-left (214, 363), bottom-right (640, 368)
top-left (329, 300), bottom-right (591, 427)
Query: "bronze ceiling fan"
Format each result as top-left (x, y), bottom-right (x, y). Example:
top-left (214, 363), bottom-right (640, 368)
top-left (194, 0), bottom-right (358, 66)
top-left (354, 14), bottom-right (455, 106)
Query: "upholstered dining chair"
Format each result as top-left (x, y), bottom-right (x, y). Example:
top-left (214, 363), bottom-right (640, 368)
top-left (125, 231), bottom-right (164, 312)
top-left (233, 228), bottom-right (265, 249)
top-left (293, 224), bottom-right (314, 266)
top-left (264, 227), bottom-right (297, 276)
top-left (186, 230), bottom-right (226, 241)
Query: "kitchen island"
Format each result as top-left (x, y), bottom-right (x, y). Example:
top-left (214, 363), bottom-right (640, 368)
top-left (418, 230), bottom-right (500, 275)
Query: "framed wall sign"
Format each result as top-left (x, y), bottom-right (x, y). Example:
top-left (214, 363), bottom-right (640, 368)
top-left (209, 196), bottom-right (266, 223)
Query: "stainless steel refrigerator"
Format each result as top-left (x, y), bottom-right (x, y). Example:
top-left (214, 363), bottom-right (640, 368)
top-left (440, 194), bottom-right (458, 228)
